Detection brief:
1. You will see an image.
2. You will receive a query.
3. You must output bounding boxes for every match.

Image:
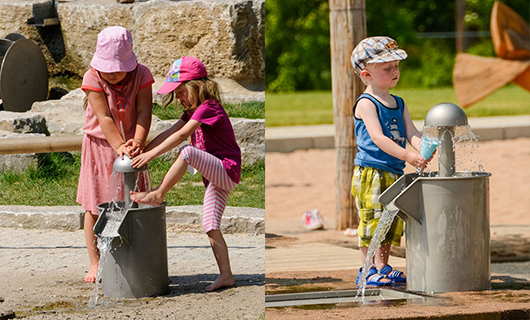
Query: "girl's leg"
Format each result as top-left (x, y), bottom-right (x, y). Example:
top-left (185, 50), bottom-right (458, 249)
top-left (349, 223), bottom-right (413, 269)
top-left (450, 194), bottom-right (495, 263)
top-left (84, 211), bottom-right (99, 283)
top-left (180, 146), bottom-right (237, 191)
top-left (130, 153), bottom-right (188, 205)
top-left (203, 183), bottom-right (235, 291)
top-left (206, 230), bottom-right (235, 292)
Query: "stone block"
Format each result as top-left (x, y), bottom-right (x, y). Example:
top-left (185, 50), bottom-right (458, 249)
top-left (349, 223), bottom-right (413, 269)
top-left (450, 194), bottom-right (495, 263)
top-left (232, 118), bottom-right (264, 166)
top-left (0, 111), bottom-right (49, 134)
top-left (0, 0), bottom-right (264, 88)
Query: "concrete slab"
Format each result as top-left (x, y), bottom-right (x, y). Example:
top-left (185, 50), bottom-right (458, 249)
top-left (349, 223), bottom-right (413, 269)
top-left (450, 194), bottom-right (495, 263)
top-left (0, 205), bottom-right (264, 234)
top-left (265, 115), bottom-right (530, 152)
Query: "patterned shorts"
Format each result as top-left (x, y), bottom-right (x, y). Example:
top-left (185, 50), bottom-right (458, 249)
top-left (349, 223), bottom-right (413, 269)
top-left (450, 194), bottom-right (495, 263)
top-left (351, 166), bottom-right (404, 247)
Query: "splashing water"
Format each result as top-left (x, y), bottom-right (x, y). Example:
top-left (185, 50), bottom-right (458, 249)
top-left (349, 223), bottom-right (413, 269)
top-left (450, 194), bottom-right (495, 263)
top-left (88, 234), bottom-right (113, 308)
top-left (88, 169), bottom-right (153, 307)
top-left (356, 203), bottom-right (400, 299)
top-left (421, 125), bottom-right (484, 175)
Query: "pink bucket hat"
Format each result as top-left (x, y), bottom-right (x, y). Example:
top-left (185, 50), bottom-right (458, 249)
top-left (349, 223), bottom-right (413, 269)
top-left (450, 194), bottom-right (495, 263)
top-left (157, 56), bottom-right (208, 95)
top-left (90, 26), bottom-right (138, 73)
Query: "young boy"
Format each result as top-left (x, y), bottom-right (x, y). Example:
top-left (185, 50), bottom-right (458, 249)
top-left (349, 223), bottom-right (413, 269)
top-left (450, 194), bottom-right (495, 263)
top-left (350, 37), bottom-right (429, 286)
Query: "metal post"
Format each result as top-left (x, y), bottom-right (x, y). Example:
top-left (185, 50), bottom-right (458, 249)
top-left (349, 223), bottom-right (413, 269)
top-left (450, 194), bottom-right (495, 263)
top-left (439, 127), bottom-right (456, 177)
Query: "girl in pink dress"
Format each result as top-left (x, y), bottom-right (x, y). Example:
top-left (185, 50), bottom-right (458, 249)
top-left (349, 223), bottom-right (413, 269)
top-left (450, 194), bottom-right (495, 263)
top-left (77, 26), bottom-right (154, 283)
top-left (130, 57), bottom-right (241, 292)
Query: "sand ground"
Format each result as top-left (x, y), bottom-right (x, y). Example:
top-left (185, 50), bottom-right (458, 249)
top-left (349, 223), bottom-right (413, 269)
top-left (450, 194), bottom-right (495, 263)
top-left (0, 227), bottom-right (265, 319)
top-left (265, 137), bottom-right (530, 319)
top-left (265, 137), bottom-right (530, 237)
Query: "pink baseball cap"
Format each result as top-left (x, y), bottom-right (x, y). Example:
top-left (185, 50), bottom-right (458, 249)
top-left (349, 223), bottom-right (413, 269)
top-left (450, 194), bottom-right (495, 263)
top-left (157, 56), bottom-right (208, 95)
top-left (90, 26), bottom-right (138, 73)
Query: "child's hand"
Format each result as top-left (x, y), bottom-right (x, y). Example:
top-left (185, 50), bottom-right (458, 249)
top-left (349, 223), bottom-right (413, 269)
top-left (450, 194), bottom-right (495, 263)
top-left (131, 150), bottom-right (155, 168)
top-left (117, 144), bottom-right (130, 159)
top-left (406, 151), bottom-right (428, 170)
top-left (125, 139), bottom-right (144, 157)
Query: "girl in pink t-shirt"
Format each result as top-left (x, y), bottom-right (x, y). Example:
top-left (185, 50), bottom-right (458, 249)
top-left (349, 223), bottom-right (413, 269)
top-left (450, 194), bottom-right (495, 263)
top-left (77, 26), bottom-right (154, 283)
top-left (130, 57), bottom-right (241, 292)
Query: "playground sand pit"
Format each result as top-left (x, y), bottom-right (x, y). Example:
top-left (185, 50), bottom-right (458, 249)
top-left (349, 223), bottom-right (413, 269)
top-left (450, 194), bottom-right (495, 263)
top-left (265, 137), bottom-right (530, 319)
top-left (0, 228), bottom-right (265, 319)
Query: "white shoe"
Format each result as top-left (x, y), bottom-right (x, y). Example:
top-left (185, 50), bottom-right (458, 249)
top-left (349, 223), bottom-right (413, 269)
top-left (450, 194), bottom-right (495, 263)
top-left (301, 209), bottom-right (324, 230)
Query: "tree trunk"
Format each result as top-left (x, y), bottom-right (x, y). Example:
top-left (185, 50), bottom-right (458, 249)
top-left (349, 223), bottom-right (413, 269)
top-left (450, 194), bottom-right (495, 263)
top-left (455, 0), bottom-right (467, 52)
top-left (329, 0), bottom-right (366, 230)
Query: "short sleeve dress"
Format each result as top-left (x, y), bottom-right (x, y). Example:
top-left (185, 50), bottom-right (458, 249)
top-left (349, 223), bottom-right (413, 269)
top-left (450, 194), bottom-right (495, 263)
top-left (76, 64), bottom-right (154, 214)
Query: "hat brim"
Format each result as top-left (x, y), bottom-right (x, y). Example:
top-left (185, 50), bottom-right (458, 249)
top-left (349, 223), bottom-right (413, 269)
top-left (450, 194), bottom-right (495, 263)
top-left (156, 81), bottom-right (183, 95)
top-left (367, 49), bottom-right (408, 64)
top-left (90, 55), bottom-right (138, 73)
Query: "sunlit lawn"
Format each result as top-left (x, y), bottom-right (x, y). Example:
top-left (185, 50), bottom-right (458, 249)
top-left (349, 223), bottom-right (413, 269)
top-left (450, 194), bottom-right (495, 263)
top-left (266, 85), bottom-right (530, 127)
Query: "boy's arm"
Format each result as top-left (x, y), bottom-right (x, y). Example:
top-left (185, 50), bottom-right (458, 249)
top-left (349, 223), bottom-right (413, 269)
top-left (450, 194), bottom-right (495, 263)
top-left (402, 103), bottom-right (422, 152)
top-left (357, 99), bottom-right (426, 168)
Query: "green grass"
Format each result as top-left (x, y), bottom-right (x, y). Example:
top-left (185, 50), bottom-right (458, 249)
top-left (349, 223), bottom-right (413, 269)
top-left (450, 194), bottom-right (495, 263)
top-left (0, 153), bottom-right (264, 209)
top-left (153, 101), bottom-right (265, 120)
top-left (265, 85), bottom-right (530, 127)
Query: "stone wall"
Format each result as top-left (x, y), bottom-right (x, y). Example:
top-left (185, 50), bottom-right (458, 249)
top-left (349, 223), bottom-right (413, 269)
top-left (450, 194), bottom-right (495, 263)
top-left (0, 0), bottom-right (264, 88)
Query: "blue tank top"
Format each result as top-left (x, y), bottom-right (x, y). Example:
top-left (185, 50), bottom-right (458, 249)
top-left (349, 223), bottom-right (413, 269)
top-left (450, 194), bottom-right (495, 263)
top-left (353, 93), bottom-right (406, 175)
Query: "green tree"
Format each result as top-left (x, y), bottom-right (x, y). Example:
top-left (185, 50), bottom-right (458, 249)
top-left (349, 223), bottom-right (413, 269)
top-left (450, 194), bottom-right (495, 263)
top-left (265, 0), bottom-right (331, 92)
top-left (265, 0), bottom-right (529, 91)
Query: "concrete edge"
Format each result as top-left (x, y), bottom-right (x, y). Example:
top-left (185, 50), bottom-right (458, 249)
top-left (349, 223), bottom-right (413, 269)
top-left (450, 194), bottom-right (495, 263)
top-left (0, 205), bottom-right (264, 234)
top-left (265, 117), bottom-right (530, 153)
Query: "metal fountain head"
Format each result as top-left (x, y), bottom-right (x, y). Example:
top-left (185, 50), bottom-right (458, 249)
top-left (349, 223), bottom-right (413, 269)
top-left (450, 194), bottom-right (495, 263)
top-left (424, 103), bottom-right (468, 177)
top-left (113, 156), bottom-right (147, 173)
top-left (113, 156), bottom-right (147, 209)
top-left (424, 102), bottom-right (468, 127)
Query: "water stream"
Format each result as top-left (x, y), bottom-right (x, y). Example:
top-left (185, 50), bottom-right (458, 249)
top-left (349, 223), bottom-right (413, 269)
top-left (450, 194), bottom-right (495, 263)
top-left (356, 204), bottom-right (400, 300)
top-left (87, 168), bottom-right (153, 307)
top-left (356, 124), bottom-right (484, 299)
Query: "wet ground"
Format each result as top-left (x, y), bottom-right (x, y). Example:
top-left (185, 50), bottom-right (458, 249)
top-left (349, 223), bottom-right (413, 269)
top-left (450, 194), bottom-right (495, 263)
top-left (0, 226), bottom-right (265, 319)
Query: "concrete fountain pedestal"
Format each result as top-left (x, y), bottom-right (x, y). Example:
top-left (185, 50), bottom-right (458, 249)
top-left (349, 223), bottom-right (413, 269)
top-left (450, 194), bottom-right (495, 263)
top-left (93, 156), bottom-right (168, 299)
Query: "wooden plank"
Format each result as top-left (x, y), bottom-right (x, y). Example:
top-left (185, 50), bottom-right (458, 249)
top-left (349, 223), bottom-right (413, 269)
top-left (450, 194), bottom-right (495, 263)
top-left (490, 1), bottom-right (530, 60)
top-left (453, 53), bottom-right (530, 108)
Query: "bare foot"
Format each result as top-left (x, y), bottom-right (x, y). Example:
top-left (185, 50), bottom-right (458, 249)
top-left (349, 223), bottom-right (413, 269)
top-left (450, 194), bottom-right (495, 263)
top-left (130, 190), bottom-right (164, 206)
top-left (84, 263), bottom-right (98, 283)
top-left (205, 275), bottom-right (236, 292)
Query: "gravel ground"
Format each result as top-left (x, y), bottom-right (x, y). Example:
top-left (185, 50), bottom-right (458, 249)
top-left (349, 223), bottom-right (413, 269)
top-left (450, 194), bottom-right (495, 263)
top-left (0, 227), bottom-right (265, 319)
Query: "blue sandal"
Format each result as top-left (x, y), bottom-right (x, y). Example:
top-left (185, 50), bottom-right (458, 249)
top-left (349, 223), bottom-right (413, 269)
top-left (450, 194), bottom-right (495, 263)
top-left (379, 264), bottom-right (406, 283)
top-left (356, 267), bottom-right (391, 286)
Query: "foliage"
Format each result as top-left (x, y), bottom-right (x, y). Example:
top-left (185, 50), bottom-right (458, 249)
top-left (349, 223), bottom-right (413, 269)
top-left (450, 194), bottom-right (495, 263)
top-left (265, 0), bottom-right (331, 92)
top-left (0, 153), bottom-right (264, 209)
top-left (265, 0), bottom-right (530, 91)
top-left (153, 101), bottom-right (264, 120)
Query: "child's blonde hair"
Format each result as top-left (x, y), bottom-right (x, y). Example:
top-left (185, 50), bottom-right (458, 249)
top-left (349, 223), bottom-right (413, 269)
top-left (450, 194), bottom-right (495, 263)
top-left (162, 77), bottom-right (221, 111)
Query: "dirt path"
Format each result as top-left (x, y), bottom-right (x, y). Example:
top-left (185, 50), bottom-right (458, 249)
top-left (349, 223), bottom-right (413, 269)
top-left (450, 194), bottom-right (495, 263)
top-left (0, 227), bottom-right (264, 319)
top-left (265, 137), bottom-right (530, 237)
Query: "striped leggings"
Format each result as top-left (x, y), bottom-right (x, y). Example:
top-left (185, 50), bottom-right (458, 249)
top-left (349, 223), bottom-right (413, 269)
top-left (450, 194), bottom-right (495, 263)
top-left (180, 145), bottom-right (238, 233)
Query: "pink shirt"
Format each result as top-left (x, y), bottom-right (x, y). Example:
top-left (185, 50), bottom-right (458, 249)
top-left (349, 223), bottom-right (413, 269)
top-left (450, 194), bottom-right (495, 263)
top-left (181, 99), bottom-right (242, 183)
top-left (81, 64), bottom-right (154, 140)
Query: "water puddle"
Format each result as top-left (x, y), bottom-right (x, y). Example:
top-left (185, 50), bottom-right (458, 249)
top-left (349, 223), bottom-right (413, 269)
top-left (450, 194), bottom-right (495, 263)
top-left (266, 288), bottom-right (430, 308)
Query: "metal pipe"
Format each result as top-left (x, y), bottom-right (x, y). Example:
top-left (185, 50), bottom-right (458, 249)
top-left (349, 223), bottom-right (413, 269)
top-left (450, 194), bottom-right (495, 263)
top-left (0, 131), bottom-right (164, 155)
top-left (123, 172), bottom-right (138, 209)
top-left (0, 135), bottom-right (83, 154)
top-left (439, 127), bottom-right (456, 177)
